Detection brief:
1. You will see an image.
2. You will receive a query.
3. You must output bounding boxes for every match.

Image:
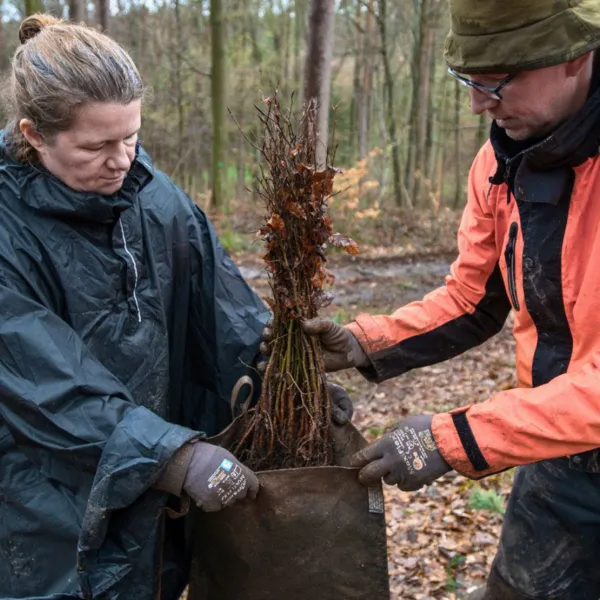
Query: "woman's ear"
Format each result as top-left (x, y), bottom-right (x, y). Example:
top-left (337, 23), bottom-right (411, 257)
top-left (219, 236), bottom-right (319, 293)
top-left (19, 119), bottom-right (45, 154)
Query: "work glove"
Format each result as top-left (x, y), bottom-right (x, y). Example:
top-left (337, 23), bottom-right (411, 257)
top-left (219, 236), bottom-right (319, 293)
top-left (176, 441), bottom-right (259, 512)
top-left (350, 415), bottom-right (451, 492)
top-left (327, 381), bottom-right (354, 425)
top-left (260, 317), bottom-right (369, 373)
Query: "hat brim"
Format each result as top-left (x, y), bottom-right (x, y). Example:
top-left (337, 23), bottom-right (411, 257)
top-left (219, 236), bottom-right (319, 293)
top-left (444, 8), bottom-right (600, 74)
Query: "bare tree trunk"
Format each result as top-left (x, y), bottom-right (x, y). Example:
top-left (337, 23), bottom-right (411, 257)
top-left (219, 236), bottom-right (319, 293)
top-left (247, 0), bottom-right (263, 65)
top-left (69, 0), bottom-right (85, 23)
top-left (378, 0), bottom-right (405, 207)
top-left (358, 0), bottom-right (374, 160)
top-left (293, 0), bottom-right (306, 86)
top-left (282, 2), bottom-right (293, 88)
top-left (0, 0), bottom-right (7, 129)
top-left (404, 0), bottom-right (426, 204)
top-left (428, 75), bottom-right (447, 186)
top-left (234, 67), bottom-right (247, 200)
top-left (68, 0), bottom-right (83, 20)
top-left (412, 20), bottom-right (434, 205)
top-left (423, 24), bottom-right (437, 187)
top-left (453, 79), bottom-right (462, 209)
top-left (24, 0), bottom-right (44, 16)
top-left (236, 131), bottom-right (247, 200)
top-left (269, 0), bottom-right (284, 87)
top-left (95, 0), bottom-right (110, 32)
top-left (475, 113), bottom-right (488, 154)
top-left (174, 0), bottom-right (185, 156)
top-left (304, 0), bottom-right (335, 169)
top-left (350, 0), bottom-right (362, 163)
top-left (0, 0), bottom-right (6, 74)
top-left (434, 142), bottom-right (445, 213)
top-left (138, 5), bottom-right (149, 57)
top-left (210, 0), bottom-right (225, 209)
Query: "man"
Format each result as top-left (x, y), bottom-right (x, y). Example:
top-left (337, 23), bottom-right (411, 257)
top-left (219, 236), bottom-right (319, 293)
top-left (296, 1), bottom-right (600, 598)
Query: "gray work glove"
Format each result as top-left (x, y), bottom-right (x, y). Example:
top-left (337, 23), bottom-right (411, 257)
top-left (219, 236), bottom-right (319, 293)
top-left (327, 381), bottom-right (354, 425)
top-left (350, 415), bottom-right (451, 492)
top-left (182, 441), bottom-right (260, 512)
top-left (302, 318), bottom-right (369, 372)
top-left (260, 318), bottom-right (369, 373)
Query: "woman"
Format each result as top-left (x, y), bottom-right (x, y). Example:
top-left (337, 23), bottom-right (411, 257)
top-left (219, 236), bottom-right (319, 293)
top-left (0, 14), bottom-right (267, 600)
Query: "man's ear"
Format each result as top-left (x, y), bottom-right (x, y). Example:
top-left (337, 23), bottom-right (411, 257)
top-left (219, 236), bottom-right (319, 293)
top-left (565, 51), bottom-right (594, 78)
top-left (19, 119), bottom-right (45, 154)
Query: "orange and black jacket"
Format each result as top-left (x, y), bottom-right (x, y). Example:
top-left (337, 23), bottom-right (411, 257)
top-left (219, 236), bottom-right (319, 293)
top-left (347, 91), bottom-right (600, 479)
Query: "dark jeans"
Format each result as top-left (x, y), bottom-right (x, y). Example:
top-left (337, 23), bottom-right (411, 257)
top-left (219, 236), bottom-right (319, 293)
top-left (483, 457), bottom-right (600, 600)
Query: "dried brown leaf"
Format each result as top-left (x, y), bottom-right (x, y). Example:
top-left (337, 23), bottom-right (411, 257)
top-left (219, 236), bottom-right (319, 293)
top-left (298, 162), bottom-right (314, 173)
top-left (263, 296), bottom-right (275, 310)
top-left (311, 269), bottom-right (325, 289)
top-left (331, 233), bottom-right (360, 255)
top-left (324, 268), bottom-right (336, 286)
top-left (286, 200), bottom-right (306, 219)
top-left (312, 169), bottom-right (336, 196)
top-left (268, 214), bottom-right (285, 233)
top-left (312, 290), bottom-right (334, 309)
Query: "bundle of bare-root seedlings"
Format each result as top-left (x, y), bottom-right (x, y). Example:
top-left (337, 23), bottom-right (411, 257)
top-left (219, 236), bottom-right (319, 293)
top-left (233, 94), bottom-right (359, 472)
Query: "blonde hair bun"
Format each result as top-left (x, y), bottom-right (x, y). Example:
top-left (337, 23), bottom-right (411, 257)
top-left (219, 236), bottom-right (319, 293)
top-left (8, 11), bottom-right (143, 163)
top-left (19, 14), bottom-right (62, 45)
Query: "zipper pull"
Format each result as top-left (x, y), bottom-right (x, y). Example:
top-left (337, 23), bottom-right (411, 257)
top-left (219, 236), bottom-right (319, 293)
top-left (504, 222), bottom-right (520, 311)
top-left (504, 160), bottom-right (513, 204)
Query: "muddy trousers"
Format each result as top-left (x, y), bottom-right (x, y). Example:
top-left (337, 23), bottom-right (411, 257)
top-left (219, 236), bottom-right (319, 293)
top-left (482, 457), bottom-right (600, 600)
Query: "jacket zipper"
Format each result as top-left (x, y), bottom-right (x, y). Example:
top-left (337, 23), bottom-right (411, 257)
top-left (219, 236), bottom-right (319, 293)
top-left (504, 159), bottom-right (514, 204)
top-left (504, 222), bottom-right (520, 311)
top-left (119, 218), bottom-right (142, 323)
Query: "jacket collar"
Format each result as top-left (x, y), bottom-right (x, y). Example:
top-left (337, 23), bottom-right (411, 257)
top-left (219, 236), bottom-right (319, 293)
top-left (490, 59), bottom-right (600, 205)
top-left (1, 130), bottom-right (154, 223)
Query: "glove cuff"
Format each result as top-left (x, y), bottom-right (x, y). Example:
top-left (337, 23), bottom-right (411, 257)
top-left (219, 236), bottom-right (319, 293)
top-left (154, 440), bottom-right (198, 496)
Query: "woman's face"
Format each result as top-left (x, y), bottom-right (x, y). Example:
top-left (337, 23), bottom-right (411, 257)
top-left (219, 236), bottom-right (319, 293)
top-left (22, 100), bottom-right (142, 195)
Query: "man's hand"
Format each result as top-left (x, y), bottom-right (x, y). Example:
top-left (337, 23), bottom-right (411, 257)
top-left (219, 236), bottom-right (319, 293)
top-left (260, 318), bottom-right (369, 373)
top-left (350, 415), bottom-right (451, 491)
top-left (182, 442), bottom-right (259, 512)
top-left (261, 317), bottom-right (369, 373)
top-left (302, 318), bottom-right (369, 372)
top-left (328, 381), bottom-right (354, 425)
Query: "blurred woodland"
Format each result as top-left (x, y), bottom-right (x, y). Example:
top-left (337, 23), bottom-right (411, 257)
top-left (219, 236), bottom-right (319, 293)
top-left (0, 0), bottom-right (489, 222)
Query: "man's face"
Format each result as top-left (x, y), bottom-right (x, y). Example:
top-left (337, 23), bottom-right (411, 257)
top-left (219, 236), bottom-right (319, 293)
top-left (34, 100), bottom-right (142, 195)
top-left (467, 56), bottom-right (592, 141)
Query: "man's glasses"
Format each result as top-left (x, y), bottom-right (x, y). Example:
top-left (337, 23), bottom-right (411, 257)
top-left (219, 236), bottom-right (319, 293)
top-left (448, 68), bottom-right (516, 101)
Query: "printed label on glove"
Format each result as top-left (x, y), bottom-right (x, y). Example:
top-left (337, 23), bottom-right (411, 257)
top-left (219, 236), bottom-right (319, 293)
top-left (368, 487), bottom-right (385, 514)
top-left (208, 459), bottom-right (247, 504)
top-left (391, 427), bottom-right (437, 476)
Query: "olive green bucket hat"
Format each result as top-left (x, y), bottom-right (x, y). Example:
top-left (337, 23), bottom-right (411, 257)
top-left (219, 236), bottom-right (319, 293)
top-left (445, 0), bottom-right (600, 74)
